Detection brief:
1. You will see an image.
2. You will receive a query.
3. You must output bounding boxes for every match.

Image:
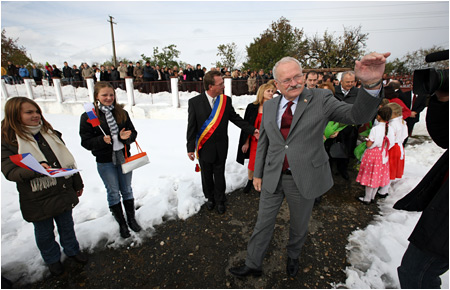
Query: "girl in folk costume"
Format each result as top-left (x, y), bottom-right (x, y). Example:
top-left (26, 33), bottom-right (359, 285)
top-left (386, 102), bottom-right (409, 180)
top-left (79, 82), bottom-right (141, 239)
top-left (237, 83), bottom-right (276, 192)
top-left (1, 97), bottom-right (87, 276)
top-left (356, 106), bottom-right (394, 204)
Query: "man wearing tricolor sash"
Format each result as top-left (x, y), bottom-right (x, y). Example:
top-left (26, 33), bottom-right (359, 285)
top-left (187, 71), bottom-right (258, 214)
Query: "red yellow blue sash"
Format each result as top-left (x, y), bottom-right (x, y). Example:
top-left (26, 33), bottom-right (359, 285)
top-left (195, 94), bottom-right (227, 159)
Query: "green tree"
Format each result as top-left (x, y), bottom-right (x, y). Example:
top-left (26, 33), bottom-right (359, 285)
top-left (102, 57), bottom-right (132, 67)
top-left (385, 58), bottom-right (409, 75)
top-left (244, 17), bottom-right (308, 72)
top-left (307, 26), bottom-right (368, 68)
top-left (141, 44), bottom-right (181, 68)
top-left (216, 42), bottom-right (237, 69)
top-left (402, 45), bottom-right (449, 72)
top-left (1, 29), bottom-right (33, 68)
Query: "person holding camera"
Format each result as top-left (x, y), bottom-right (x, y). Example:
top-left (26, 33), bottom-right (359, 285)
top-left (395, 52), bottom-right (448, 288)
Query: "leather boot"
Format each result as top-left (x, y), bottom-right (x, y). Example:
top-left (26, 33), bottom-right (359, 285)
top-left (243, 179), bottom-right (253, 193)
top-left (123, 199), bottom-right (142, 232)
top-left (109, 203), bottom-right (131, 238)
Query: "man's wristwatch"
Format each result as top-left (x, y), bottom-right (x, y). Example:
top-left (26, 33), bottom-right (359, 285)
top-left (361, 78), bottom-right (383, 89)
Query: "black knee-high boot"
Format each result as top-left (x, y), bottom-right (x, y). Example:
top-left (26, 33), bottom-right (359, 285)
top-left (109, 203), bottom-right (131, 238)
top-left (123, 199), bottom-right (142, 232)
top-left (243, 179), bottom-right (253, 193)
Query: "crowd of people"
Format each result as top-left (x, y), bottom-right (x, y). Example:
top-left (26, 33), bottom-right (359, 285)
top-left (2, 50), bottom-right (447, 289)
top-left (2, 59), bottom-right (413, 95)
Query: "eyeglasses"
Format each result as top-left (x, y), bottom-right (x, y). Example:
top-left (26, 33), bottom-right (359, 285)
top-left (277, 74), bottom-right (303, 85)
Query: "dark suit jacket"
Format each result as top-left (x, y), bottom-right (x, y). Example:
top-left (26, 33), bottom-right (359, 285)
top-left (400, 90), bottom-right (427, 124)
top-left (333, 86), bottom-right (361, 157)
top-left (187, 93), bottom-right (255, 163)
top-left (236, 103), bottom-right (259, 165)
top-left (334, 86), bottom-right (360, 104)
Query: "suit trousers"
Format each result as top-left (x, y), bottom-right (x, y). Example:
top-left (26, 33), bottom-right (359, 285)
top-left (199, 157), bottom-right (226, 203)
top-left (245, 174), bottom-right (315, 269)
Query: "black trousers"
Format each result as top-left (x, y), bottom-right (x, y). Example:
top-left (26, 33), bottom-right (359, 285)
top-left (199, 157), bottom-right (226, 203)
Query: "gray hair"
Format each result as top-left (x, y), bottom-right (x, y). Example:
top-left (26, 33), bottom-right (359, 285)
top-left (341, 70), bottom-right (356, 80)
top-left (272, 57), bottom-right (303, 81)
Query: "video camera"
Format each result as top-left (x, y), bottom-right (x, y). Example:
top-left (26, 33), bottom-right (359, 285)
top-left (413, 49), bottom-right (449, 95)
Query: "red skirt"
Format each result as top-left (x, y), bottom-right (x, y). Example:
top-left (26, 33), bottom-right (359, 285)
top-left (389, 144), bottom-right (404, 180)
top-left (248, 113), bottom-right (262, 171)
top-left (356, 147), bottom-right (390, 188)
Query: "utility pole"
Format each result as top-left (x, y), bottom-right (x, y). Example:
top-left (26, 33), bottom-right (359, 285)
top-left (107, 15), bottom-right (117, 67)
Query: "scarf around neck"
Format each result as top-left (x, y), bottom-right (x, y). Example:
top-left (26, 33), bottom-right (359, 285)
top-left (98, 104), bottom-right (125, 165)
top-left (16, 123), bottom-right (77, 192)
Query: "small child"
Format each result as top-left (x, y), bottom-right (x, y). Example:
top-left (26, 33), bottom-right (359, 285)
top-left (356, 106), bottom-right (394, 204)
top-left (386, 102), bottom-right (409, 181)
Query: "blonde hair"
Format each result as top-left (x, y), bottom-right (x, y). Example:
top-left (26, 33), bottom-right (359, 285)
top-left (254, 83), bottom-right (276, 105)
top-left (386, 102), bottom-right (404, 120)
top-left (380, 98), bottom-right (390, 107)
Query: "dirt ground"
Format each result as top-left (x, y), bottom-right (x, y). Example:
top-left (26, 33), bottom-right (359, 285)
top-left (21, 166), bottom-right (380, 289)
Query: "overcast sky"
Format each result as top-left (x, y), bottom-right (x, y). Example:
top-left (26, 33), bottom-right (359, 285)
top-left (2, 1), bottom-right (449, 68)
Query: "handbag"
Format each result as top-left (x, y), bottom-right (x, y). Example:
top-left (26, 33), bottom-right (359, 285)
top-left (121, 141), bottom-right (150, 174)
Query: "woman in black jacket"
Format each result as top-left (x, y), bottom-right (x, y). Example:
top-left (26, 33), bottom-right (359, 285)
top-left (1, 97), bottom-right (87, 276)
top-left (79, 82), bottom-right (141, 239)
top-left (236, 82), bottom-right (276, 192)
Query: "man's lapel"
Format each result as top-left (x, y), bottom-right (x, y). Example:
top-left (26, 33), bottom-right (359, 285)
top-left (201, 93), bottom-right (212, 116)
top-left (288, 89), bottom-right (312, 139)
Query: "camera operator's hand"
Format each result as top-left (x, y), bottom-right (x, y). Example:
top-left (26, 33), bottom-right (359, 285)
top-left (355, 52), bottom-right (391, 89)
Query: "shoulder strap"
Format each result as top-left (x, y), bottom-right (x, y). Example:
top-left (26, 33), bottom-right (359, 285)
top-left (124, 141), bottom-right (142, 158)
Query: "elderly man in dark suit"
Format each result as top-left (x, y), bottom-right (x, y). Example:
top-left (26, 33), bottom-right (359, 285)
top-left (332, 71), bottom-right (360, 179)
top-left (187, 71), bottom-right (258, 214)
top-left (229, 52), bottom-right (389, 278)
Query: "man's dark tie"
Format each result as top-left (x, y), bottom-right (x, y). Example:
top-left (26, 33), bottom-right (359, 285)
top-left (280, 101), bottom-right (294, 172)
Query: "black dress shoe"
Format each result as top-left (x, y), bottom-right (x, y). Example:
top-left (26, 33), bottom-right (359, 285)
top-left (69, 252), bottom-right (88, 264)
top-left (229, 265), bottom-right (262, 277)
top-left (206, 200), bottom-right (215, 210)
top-left (286, 257), bottom-right (299, 277)
top-left (357, 196), bottom-right (371, 205)
top-left (377, 192), bottom-right (389, 198)
top-left (48, 261), bottom-right (64, 276)
top-left (217, 203), bottom-right (226, 214)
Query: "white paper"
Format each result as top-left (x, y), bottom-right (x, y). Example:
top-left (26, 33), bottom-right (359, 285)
top-left (21, 154), bottom-right (80, 178)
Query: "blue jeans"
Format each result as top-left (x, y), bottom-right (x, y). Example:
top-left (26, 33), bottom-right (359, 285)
top-left (97, 162), bottom-right (134, 207)
top-left (398, 243), bottom-right (449, 288)
top-left (33, 209), bottom-right (80, 264)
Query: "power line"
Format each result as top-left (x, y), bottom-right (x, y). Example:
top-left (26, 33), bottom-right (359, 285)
top-left (113, 1), bottom-right (446, 16)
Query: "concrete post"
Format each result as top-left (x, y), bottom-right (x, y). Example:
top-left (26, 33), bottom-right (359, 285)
top-left (23, 78), bottom-right (35, 99)
top-left (125, 77), bottom-right (135, 106)
top-left (170, 76), bottom-right (180, 108)
top-left (85, 78), bottom-right (95, 103)
top-left (1, 79), bottom-right (9, 99)
top-left (52, 78), bottom-right (64, 103)
top-left (224, 76), bottom-right (232, 97)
